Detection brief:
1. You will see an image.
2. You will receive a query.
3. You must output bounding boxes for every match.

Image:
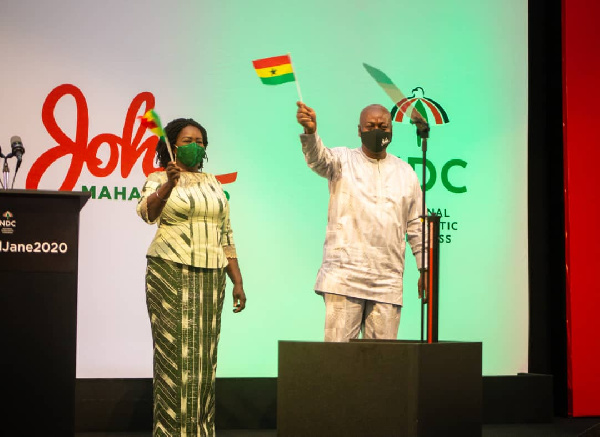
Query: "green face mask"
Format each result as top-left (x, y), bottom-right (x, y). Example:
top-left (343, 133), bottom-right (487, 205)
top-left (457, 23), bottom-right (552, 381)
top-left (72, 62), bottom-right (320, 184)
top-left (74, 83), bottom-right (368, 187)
top-left (176, 142), bottom-right (206, 167)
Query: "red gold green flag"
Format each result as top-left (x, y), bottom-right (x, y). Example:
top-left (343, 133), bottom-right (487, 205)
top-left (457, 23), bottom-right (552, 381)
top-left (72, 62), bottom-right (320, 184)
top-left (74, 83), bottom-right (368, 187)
top-left (139, 109), bottom-right (165, 138)
top-left (252, 54), bottom-right (296, 85)
top-left (138, 108), bottom-right (174, 161)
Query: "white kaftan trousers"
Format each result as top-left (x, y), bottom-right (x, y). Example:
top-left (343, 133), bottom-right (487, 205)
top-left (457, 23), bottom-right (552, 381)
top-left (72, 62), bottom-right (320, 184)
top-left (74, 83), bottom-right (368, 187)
top-left (323, 292), bottom-right (402, 342)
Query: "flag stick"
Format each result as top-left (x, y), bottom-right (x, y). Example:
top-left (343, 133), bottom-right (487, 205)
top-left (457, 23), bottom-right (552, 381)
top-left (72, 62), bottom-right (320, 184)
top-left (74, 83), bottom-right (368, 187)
top-left (164, 136), bottom-right (175, 162)
top-left (288, 52), bottom-right (303, 102)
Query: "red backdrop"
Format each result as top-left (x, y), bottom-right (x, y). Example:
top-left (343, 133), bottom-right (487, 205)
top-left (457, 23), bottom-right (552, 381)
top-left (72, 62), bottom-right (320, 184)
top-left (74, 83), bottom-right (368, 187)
top-left (562, 0), bottom-right (600, 417)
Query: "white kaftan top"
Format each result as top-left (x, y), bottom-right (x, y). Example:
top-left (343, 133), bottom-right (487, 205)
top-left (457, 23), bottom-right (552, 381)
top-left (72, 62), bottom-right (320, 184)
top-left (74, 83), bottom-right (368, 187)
top-left (301, 132), bottom-right (424, 306)
top-left (136, 171), bottom-right (235, 269)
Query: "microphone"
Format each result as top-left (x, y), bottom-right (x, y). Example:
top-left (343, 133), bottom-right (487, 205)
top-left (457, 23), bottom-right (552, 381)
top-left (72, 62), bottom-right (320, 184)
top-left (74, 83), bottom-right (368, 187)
top-left (410, 112), bottom-right (430, 140)
top-left (0, 145), bottom-right (4, 159)
top-left (9, 136), bottom-right (25, 169)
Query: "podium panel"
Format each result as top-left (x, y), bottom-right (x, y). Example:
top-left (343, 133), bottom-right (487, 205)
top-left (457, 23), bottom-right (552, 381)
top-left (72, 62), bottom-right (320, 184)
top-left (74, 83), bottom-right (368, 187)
top-left (278, 340), bottom-right (482, 437)
top-left (0, 190), bottom-right (89, 436)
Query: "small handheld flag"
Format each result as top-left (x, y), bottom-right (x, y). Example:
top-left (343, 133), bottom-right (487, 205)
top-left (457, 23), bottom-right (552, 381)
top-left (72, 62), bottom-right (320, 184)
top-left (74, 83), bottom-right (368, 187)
top-left (252, 53), bottom-right (303, 101)
top-left (363, 63), bottom-right (406, 104)
top-left (139, 109), bottom-right (174, 162)
top-left (139, 109), bottom-right (164, 137)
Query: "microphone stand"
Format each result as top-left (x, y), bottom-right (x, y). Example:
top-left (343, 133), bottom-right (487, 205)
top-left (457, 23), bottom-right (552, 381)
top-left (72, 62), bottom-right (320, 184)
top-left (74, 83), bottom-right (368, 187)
top-left (2, 156), bottom-right (9, 190)
top-left (11, 158), bottom-right (22, 189)
top-left (414, 118), bottom-right (430, 342)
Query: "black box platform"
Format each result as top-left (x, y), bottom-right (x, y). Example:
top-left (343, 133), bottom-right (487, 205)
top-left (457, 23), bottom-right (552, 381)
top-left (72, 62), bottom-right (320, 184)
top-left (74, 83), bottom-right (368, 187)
top-left (278, 340), bottom-right (482, 437)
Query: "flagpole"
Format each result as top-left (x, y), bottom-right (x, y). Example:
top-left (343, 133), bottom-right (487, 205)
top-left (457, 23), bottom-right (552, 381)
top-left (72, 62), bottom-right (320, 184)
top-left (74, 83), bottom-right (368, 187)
top-left (288, 52), bottom-right (303, 102)
top-left (164, 136), bottom-right (175, 162)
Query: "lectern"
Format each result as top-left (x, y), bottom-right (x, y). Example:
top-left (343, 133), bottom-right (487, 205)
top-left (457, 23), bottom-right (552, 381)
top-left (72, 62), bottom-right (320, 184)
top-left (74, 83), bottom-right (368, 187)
top-left (0, 190), bottom-right (90, 435)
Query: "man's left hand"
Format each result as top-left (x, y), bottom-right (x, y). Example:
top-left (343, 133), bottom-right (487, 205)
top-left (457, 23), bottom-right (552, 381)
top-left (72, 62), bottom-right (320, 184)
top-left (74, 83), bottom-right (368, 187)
top-left (418, 270), bottom-right (428, 303)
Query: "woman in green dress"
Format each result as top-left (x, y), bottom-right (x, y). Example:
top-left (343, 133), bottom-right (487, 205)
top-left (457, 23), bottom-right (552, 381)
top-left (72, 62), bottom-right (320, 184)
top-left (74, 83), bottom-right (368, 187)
top-left (137, 118), bottom-right (246, 437)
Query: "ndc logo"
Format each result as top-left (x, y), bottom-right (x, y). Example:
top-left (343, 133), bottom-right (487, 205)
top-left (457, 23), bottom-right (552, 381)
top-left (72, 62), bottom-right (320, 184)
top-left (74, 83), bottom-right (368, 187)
top-left (391, 87), bottom-right (450, 148)
top-left (391, 87), bottom-right (466, 193)
top-left (1, 211), bottom-right (16, 234)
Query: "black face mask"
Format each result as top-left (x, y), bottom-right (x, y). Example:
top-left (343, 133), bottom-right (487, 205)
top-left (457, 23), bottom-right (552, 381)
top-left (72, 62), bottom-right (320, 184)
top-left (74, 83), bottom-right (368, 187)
top-left (361, 129), bottom-right (392, 153)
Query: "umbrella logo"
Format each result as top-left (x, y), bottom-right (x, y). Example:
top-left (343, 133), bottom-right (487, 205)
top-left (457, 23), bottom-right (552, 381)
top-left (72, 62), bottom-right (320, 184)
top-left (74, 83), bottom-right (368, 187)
top-left (2, 211), bottom-right (13, 219)
top-left (391, 87), bottom-right (450, 147)
top-left (361, 64), bottom-right (449, 148)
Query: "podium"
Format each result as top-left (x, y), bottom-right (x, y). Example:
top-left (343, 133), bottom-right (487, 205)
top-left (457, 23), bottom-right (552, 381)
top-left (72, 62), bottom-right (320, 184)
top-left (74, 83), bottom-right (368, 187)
top-left (0, 190), bottom-right (90, 435)
top-left (278, 340), bottom-right (482, 437)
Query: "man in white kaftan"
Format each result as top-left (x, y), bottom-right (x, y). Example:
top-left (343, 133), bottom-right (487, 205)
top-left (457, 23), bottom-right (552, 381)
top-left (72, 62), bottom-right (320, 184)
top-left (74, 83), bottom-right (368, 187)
top-left (296, 102), bottom-right (427, 342)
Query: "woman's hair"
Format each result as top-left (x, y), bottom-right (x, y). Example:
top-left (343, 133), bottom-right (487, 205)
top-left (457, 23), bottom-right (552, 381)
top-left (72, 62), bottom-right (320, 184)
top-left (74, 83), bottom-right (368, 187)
top-left (155, 118), bottom-right (208, 168)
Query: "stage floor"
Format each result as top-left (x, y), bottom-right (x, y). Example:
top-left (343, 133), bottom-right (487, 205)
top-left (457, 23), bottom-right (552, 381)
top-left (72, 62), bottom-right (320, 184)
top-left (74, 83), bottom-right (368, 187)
top-left (75, 417), bottom-right (600, 437)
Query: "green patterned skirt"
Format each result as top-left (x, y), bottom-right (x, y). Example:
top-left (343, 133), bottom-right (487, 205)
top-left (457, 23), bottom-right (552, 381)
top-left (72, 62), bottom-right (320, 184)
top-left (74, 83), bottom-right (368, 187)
top-left (145, 256), bottom-right (226, 437)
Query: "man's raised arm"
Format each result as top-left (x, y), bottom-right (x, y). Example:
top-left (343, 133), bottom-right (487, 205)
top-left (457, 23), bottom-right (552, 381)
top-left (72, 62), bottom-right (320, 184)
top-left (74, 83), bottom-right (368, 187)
top-left (296, 101), bottom-right (340, 180)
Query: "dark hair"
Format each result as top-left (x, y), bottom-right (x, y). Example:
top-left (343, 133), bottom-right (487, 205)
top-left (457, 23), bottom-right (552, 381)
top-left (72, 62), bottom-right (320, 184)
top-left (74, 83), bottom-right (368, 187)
top-left (155, 118), bottom-right (208, 168)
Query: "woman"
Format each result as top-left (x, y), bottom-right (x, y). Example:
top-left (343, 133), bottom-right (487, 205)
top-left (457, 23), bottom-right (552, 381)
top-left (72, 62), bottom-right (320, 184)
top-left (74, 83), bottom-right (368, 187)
top-left (136, 117), bottom-right (246, 437)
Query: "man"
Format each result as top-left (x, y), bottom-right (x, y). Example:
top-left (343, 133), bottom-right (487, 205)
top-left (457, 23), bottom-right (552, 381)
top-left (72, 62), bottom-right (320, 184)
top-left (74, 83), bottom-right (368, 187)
top-left (296, 101), bottom-right (427, 342)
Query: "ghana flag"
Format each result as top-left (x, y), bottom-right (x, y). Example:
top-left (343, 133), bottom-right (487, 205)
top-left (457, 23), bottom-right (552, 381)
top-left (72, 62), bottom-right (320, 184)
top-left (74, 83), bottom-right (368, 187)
top-left (139, 109), bottom-right (165, 138)
top-left (252, 54), bottom-right (295, 85)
